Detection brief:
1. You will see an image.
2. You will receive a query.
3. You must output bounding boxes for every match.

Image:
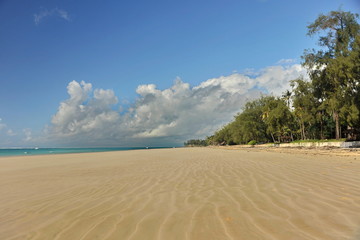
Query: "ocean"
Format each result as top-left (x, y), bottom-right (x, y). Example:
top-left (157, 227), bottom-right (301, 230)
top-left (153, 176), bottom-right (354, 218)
top-left (0, 147), bottom-right (169, 157)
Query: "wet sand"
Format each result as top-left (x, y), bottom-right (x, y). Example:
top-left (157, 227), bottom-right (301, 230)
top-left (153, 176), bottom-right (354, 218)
top-left (0, 148), bottom-right (359, 240)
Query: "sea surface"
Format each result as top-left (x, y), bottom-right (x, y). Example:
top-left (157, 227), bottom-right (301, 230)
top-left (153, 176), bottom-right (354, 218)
top-left (0, 147), bottom-right (169, 157)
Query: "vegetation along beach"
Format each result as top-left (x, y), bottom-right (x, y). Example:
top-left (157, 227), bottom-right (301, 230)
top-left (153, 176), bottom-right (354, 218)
top-left (186, 10), bottom-right (360, 147)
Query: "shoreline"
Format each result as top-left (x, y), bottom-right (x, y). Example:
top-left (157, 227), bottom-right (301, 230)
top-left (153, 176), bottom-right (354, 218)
top-left (0, 147), bottom-right (176, 158)
top-left (2, 145), bottom-right (359, 159)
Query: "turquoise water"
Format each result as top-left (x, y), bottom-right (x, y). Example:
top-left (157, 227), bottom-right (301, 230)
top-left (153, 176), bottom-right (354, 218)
top-left (0, 147), bottom-right (167, 157)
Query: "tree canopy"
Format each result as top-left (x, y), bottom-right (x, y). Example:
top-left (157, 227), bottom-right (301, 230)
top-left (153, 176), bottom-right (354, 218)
top-left (303, 10), bottom-right (360, 139)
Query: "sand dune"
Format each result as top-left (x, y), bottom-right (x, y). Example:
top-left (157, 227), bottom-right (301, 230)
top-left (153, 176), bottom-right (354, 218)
top-left (0, 148), bottom-right (360, 240)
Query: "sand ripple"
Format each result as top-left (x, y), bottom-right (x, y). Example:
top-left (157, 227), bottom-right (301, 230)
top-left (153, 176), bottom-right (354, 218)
top-left (0, 148), bottom-right (360, 240)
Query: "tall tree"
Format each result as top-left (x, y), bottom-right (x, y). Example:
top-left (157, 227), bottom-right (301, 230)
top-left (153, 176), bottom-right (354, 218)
top-left (290, 78), bottom-right (316, 140)
top-left (302, 10), bottom-right (360, 139)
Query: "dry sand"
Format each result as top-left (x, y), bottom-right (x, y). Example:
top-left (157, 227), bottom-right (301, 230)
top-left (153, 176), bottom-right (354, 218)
top-left (0, 148), bottom-right (359, 240)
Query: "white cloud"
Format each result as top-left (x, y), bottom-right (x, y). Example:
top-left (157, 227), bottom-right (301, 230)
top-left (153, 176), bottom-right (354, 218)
top-left (34, 8), bottom-right (70, 25)
top-left (7, 129), bottom-right (16, 136)
top-left (23, 129), bottom-right (32, 142)
top-left (277, 58), bottom-right (297, 65)
top-left (57, 9), bottom-right (70, 21)
top-left (0, 119), bottom-right (35, 147)
top-left (47, 64), bottom-right (306, 146)
top-left (256, 64), bottom-right (306, 94)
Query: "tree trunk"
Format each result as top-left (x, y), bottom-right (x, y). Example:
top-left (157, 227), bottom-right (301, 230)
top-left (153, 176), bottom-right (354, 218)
top-left (302, 121), bottom-right (306, 140)
top-left (347, 126), bottom-right (353, 140)
top-left (320, 118), bottom-right (324, 140)
top-left (299, 120), bottom-right (304, 140)
top-left (340, 126), bottom-right (342, 139)
top-left (271, 133), bottom-right (276, 143)
top-left (334, 111), bottom-right (340, 140)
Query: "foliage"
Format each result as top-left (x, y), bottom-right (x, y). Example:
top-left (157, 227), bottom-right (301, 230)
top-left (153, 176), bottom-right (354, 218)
top-left (211, 96), bottom-right (296, 144)
top-left (186, 9), bottom-right (360, 146)
top-left (290, 78), bottom-right (318, 140)
top-left (231, 97), bottom-right (269, 144)
top-left (261, 96), bottom-right (295, 143)
top-left (184, 139), bottom-right (208, 147)
top-left (302, 10), bottom-right (360, 139)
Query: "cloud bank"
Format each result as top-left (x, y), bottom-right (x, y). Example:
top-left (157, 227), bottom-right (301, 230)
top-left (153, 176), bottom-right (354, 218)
top-left (47, 64), bottom-right (306, 147)
top-left (34, 8), bottom-right (70, 25)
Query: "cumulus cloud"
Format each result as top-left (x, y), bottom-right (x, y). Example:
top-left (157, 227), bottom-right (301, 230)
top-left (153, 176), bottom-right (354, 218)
top-left (51, 80), bottom-right (119, 137)
top-left (47, 64), bottom-right (306, 146)
top-left (34, 7), bottom-right (70, 25)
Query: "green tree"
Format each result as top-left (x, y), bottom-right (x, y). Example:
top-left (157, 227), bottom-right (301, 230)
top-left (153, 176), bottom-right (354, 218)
top-left (302, 10), bottom-right (360, 139)
top-left (345, 33), bottom-right (360, 139)
top-left (231, 97), bottom-right (268, 144)
top-left (184, 139), bottom-right (208, 147)
top-left (213, 124), bottom-right (236, 145)
top-left (290, 78), bottom-right (317, 140)
top-left (261, 96), bottom-right (294, 143)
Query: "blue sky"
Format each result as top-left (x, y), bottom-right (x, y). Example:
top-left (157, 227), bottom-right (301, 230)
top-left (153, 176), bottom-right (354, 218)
top-left (0, 0), bottom-right (359, 147)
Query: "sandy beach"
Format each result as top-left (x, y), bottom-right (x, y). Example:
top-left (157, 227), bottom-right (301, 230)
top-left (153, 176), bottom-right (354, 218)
top-left (0, 148), bottom-right (360, 240)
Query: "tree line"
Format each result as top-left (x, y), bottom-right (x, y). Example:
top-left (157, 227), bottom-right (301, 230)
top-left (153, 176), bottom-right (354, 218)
top-left (186, 10), bottom-right (360, 146)
top-left (184, 139), bottom-right (208, 147)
